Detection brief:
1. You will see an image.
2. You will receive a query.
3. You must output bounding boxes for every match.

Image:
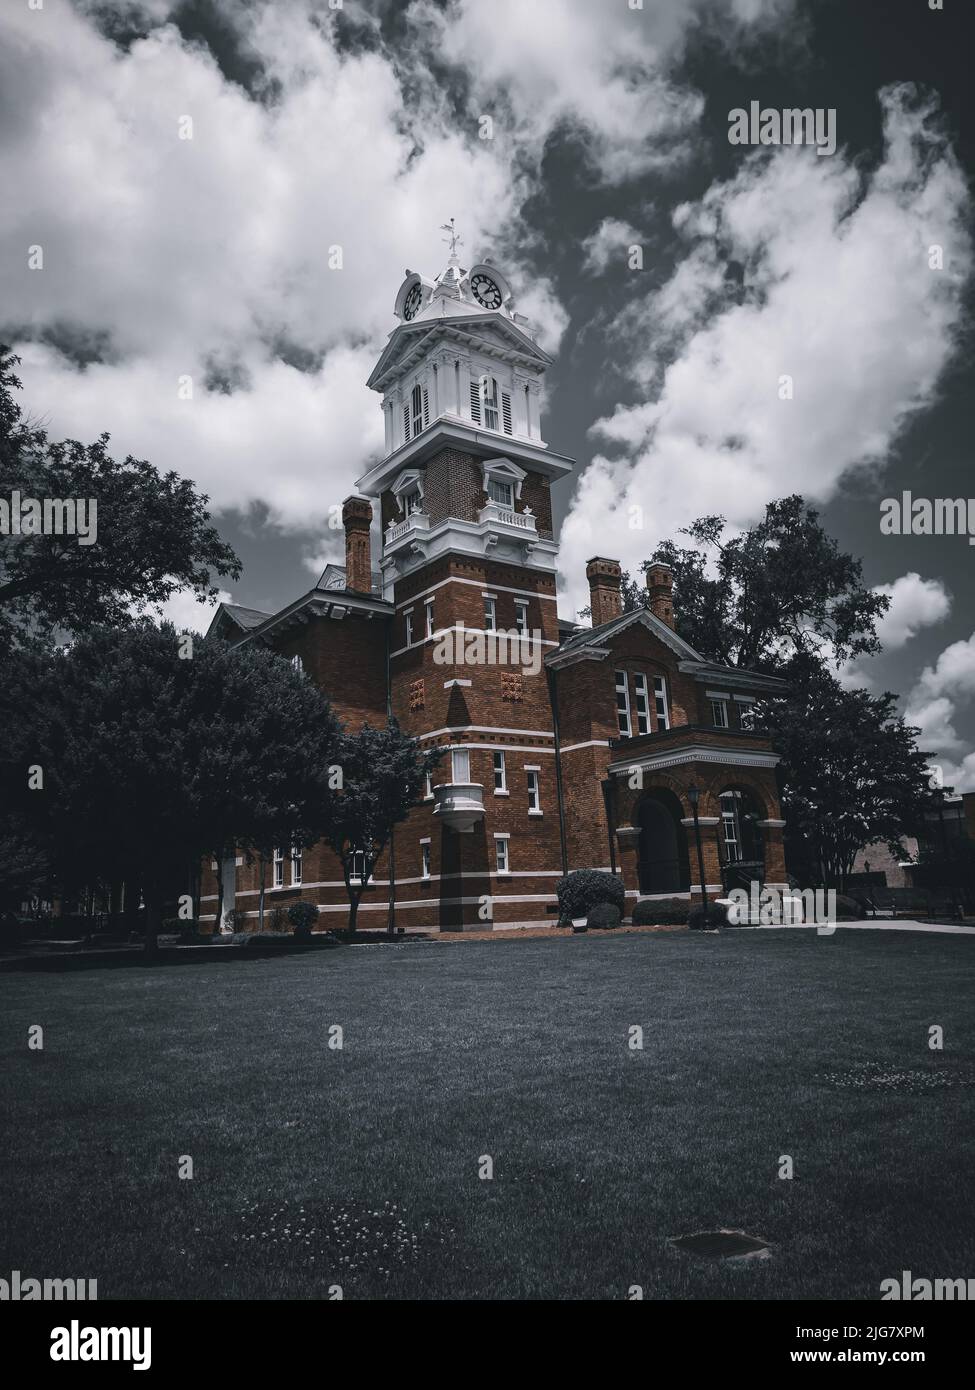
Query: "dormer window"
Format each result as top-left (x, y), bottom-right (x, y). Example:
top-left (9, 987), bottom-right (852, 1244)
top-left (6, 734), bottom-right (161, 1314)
top-left (391, 468), bottom-right (426, 516)
top-left (481, 457), bottom-right (526, 511)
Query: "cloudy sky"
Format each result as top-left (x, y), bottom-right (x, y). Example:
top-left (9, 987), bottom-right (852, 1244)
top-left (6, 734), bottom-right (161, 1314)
top-left (2, 0), bottom-right (973, 786)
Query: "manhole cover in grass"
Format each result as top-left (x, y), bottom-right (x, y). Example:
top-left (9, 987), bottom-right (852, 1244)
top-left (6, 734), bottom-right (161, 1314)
top-left (670, 1229), bottom-right (772, 1261)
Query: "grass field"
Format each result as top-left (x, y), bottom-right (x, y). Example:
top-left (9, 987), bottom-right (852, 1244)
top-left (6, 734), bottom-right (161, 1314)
top-left (2, 928), bottom-right (974, 1300)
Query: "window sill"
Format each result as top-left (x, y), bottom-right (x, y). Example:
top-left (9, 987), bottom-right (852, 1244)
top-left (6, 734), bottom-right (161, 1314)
top-left (528, 810), bottom-right (543, 817)
top-left (494, 790), bottom-right (509, 797)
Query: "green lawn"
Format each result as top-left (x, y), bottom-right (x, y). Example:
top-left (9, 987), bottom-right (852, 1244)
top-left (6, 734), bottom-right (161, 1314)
top-left (2, 929), bottom-right (974, 1300)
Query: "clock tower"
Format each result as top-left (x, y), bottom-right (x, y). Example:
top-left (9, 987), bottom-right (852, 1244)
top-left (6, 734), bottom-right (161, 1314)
top-left (354, 228), bottom-right (575, 926)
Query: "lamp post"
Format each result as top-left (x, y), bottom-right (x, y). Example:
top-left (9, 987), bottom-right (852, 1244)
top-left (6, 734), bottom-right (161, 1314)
top-left (687, 782), bottom-right (709, 913)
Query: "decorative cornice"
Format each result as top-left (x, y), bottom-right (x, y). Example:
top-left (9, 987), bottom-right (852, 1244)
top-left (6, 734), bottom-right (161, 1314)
top-left (608, 744), bottom-right (781, 775)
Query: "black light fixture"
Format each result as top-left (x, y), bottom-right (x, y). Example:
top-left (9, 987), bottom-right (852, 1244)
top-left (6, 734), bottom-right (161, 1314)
top-left (687, 782), bottom-right (709, 913)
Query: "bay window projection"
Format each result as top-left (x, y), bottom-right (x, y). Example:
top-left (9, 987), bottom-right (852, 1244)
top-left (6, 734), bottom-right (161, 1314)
top-left (493, 751), bottom-right (507, 793)
top-left (527, 768), bottom-right (541, 814)
top-left (633, 672), bottom-right (650, 735)
top-left (615, 670), bottom-right (632, 737)
top-left (272, 847), bottom-right (284, 888)
top-left (653, 676), bottom-right (670, 730)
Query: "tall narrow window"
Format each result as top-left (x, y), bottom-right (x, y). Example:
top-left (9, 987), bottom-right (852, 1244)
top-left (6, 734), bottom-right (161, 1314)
top-left (272, 847), bottom-right (284, 888)
top-left (451, 747), bottom-right (470, 784)
top-left (736, 698), bottom-right (756, 730)
top-left (421, 842), bottom-right (431, 880)
top-left (495, 835), bottom-right (509, 874)
top-left (404, 610), bottom-right (413, 646)
top-left (484, 596), bottom-right (496, 631)
top-left (291, 843), bottom-right (302, 886)
top-left (653, 676), bottom-right (670, 731)
top-left (424, 598), bottom-right (434, 639)
top-left (633, 672), bottom-right (650, 735)
top-left (424, 771), bottom-right (433, 799)
top-left (615, 670), bottom-right (632, 738)
top-left (403, 488), bottom-right (422, 515)
top-left (711, 698), bottom-right (729, 729)
top-left (720, 791), bottom-right (742, 864)
top-left (480, 375), bottom-right (500, 430)
top-left (513, 599), bottom-right (528, 635)
top-left (527, 769), bottom-right (541, 813)
top-left (493, 751), bottom-right (507, 793)
top-left (349, 849), bottom-right (370, 884)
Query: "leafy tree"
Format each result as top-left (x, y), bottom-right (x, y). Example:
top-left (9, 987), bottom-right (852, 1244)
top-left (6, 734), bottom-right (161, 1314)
top-left (323, 722), bottom-right (441, 937)
top-left (1, 622), bottom-right (342, 952)
top-left (757, 658), bottom-right (935, 888)
top-left (608, 496), bottom-right (889, 674)
top-left (0, 349), bottom-right (240, 650)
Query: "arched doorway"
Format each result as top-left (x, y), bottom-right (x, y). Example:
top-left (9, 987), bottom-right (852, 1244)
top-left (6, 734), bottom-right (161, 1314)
top-left (637, 790), bottom-right (690, 894)
top-left (718, 787), bottom-right (766, 893)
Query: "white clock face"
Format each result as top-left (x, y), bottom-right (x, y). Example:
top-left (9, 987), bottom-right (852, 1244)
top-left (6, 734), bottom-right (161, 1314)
top-left (470, 273), bottom-right (502, 310)
top-left (403, 283), bottom-right (423, 320)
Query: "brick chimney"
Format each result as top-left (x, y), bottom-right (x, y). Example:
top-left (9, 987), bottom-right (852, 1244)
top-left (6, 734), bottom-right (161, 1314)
top-left (342, 495), bottom-right (373, 594)
top-left (586, 556), bottom-right (622, 627)
top-left (646, 560), bottom-right (675, 628)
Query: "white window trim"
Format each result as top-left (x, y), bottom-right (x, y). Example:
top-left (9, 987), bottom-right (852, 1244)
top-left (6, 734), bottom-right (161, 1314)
top-left (615, 669), bottom-right (632, 738)
top-left (480, 456), bottom-right (526, 503)
top-left (290, 843), bottom-right (302, 886)
top-left (711, 698), bottom-right (730, 729)
top-left (494, 832), bottom-right (510, 874)
top-left (526, 768), bottom-right (542, 815)
top-left (420, 839), bottom-right (431, 880)
top-left (272, 847), bottom-right (284, 889)
top-left (633, 671), bottom-right (650, 736)
top-left (484, 596), bottom-right (497, 631)
top-left (404, 610), bottom-right (413, 646)
top-left (513, 598), bottom-right (529, 635)
top-left (653, 675), bottom-right (670, 731)
top-left (424, 599), bottom-right (434, 639)
top-left (493, 750), bottom-right (507, 794)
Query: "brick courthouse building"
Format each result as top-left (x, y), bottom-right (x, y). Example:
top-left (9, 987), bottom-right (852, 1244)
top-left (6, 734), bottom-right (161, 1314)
top-left (203, 245), bottom-right (789, 930)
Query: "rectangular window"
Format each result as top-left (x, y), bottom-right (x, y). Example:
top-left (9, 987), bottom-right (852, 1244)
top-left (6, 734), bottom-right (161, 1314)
top-left (736, 698), bottom-right (756, 730)
top-left (424, 599), bottom-right (434, 639)
top-left (711, 698), bottom-right (729, 729)
top-left (513, 599), bottom-right (528, 635)
top-left (481, 376), bottom-right (500, 431)
top-left (615, 670), bottom-right (632, 737)
top-left (424, 771), bottom-right (433, 799)
top-left (404, 611), bottom-right (413, 646)
top-left (495, 836), bottom-right (509, 874)
top-left (653, 676), bottom-right (670, 731)
top-left (633, 672), bottom-right (650, 735)
top-left (484, 596), bottom-right (496, 631)
top-left (421, 842), bottom-right (431, 880)
top-left (349, 849), bottom-right (370, 884)
top-left (291, 843), bottom-right (302, 886)
top-left (272, 847), bottom-right (284, 888)
top-left (493, 750), bottom-right (507, 792)
top-left (291, 653), bottom-right (304, 676)
top-left (404, 489), bottom-right (422, 515)
top-left (451, 747), bottom-right (470, 784)
top-left (487, 477), bottom-right (513, 508)
top-left (527, 769), bottom-right (541, 813)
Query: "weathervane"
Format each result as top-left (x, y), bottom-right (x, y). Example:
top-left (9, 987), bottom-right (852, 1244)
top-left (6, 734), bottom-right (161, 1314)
top-left (440, 217), bottom-right (463, 260)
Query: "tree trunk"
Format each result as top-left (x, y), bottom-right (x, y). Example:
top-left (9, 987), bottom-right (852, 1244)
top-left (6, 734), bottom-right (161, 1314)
top-left (347, 888), bottom-right (360, 939)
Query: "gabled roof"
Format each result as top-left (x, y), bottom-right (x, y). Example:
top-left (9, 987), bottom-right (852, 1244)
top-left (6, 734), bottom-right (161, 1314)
top-left (315, 562), bottom-right (383, 599)
top-left (549, 606), bottom-right (705, 665)
top-left (547, 606), bottom-right (789, 691)
top-left (205, 601), bottom-right (273, 641)
top-left (367, 315), bottom-right (551, 392)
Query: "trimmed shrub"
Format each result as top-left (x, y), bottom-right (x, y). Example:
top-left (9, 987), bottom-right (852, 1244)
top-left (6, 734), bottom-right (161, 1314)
top-left (834, 892), bottom-right (864, 921)
top-left (556, 870), bottom-right (625, 925)
top-left (688, 903), bottom-right (728, 931)
top-left (266, 904), bottom-right (289, 933)
top-left (631, 897), bottom-right (690, 926)
top-left (587, 902), bottom-right (621, 930)
top-left (288, 901), bottom-right (319, 938)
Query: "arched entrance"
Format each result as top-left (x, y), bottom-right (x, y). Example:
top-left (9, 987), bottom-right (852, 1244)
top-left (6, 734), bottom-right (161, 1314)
top-left (637, 790), bottom-right (690, 894)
